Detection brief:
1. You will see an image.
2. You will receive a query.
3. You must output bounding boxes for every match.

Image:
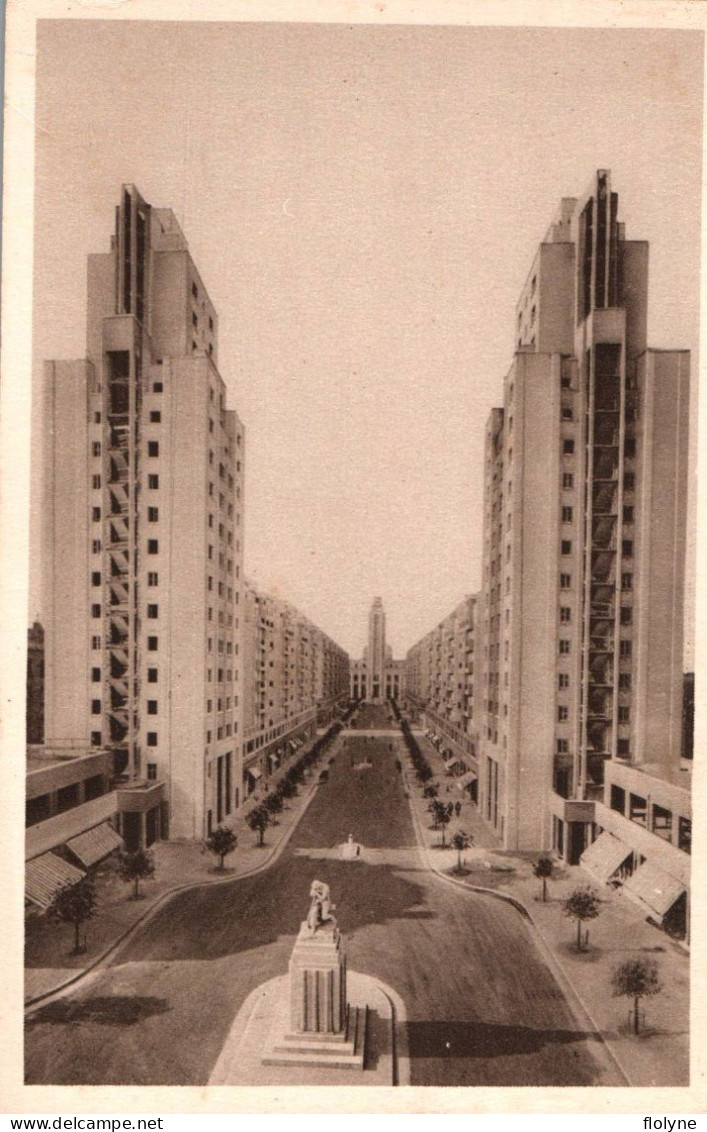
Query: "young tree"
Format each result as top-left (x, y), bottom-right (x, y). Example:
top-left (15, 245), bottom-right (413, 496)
top-left (563, 886), bottom-right (601, 951)
top-left (247, 805), bottom-right (270, 847)
top-left (116, 848), bottom-right (156, 898)
top-left (533, 855), bottom-right (554, 903)
top-left (450, 830), bottom-right (473, 873)
top-left (611, 957), bottom-right (663, 1035)
top-left (423, 783), bottom-right (439, 800)
top-left (204, 826), bottom-right (238, 871)
top-left (430, 800), bottom-right (454, 846)
top-left (264, 792), bottom-right (284, 822)
top-left (48, 876), bottom-right (98, 955)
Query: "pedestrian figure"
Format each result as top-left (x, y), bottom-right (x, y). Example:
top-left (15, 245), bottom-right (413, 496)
top-left (455, 800), bottom-right (461, 818)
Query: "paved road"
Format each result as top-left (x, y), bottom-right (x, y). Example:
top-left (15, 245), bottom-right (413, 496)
top-left (25, 738), bottom-right (609, 1086)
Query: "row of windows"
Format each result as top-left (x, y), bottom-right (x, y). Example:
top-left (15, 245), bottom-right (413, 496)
top-left (557, 738), bottom-right (631, 756)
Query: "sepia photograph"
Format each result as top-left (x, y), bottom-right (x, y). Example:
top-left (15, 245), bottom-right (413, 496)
top-left (2, 0), bottom-right (703, 1112)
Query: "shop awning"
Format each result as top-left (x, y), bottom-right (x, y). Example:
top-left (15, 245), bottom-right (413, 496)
top-left (247, 766), bottom-right (262, 781)
top-left (289, 740), bottom-right (298, 752)
top-left (444, 756), bottom-right (467, 773)
top-left (623, 860), bottom-right (685, 921)
top-left (66, 822), bottom-right (123, 868)
top-left (580, 831), bottom-right (632, 884)
top-left (456, 770), bottom-right (478, 790)
top-left (26, 852), bottom-right (85, 909)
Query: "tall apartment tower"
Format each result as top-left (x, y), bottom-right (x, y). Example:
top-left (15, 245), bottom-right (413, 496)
top-left (479, 170), bottom-right (689, 857)
top-left (43, 185), bottom-right (245, 840)
top-left (368, 597), bottom-right (386, 700)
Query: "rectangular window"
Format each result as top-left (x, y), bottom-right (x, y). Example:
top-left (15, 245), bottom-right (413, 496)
top-left (147, 732), bottom-right (158, 747)
top-left (561, 375), bottom-right (571, 389)
top-left (559, 640), bottom-right (571, 655)
top-left (148, 474), bottom-right (159, 489)
top-left (560, 573), bottom-right (571, 589)
top-left (623, 506), bottom-right (634, 523)
top-left (147, 700), bottom-right (158, 715)
top-left (91, 667), bottom-right (101, 682)
top-left (622, 540), bottom-right (633, 558)
top-left (93, 413), bottom-right (101, 425)
top-left (150, 410), bottom-right (161, 423)
top-left (148, 507), bottom-right (159, 522)
top-left (91, 731), bottom-right (102, 746)
top-left (147, 604), bottom-right (158, 619)
top-left (558, 673), bottom-right (570, 689)
top-left (563, 473), bottom-right (574, 489)
top-left (562, 506), bottom-right (573, 523)
top-left (559, 606), bottom-right (571, 623)
top-left (91, 635), bottom-right (101, 649)
top-left (562, 407), bottom-right (573, 421)
top-left (624, 438), bottom-right (636, 459)
top-left (92, 539), bottom-right (101, 554)
top-left (148, 441), bottom-right (159, 457)
top-left (147, 636), bottom-right (158, 651)
top-left (92, 571), bottom-right (101, 586)
top-left (557, 738), bottom-right (569, 753)
top-left (92, 475), bottom-right (101, 490)
top-left (618, 706), bottom-right (630, 723)
top-left (621, 572), bottom-right (633, 591)
top-left (91, 604), bottom-right (101, 618)
top-left (91, 699), bottom-right (101, 714)
top-left (563, 439), bottom-right (575, 455)
top-left (620, 640), bottom-right (632, 659)
top-left (147, 668), bottom-right (158, 683)
top-left (619, 673), bottom-right (631, 691)
top-left (147, 571), bottom-right (158, 586)
top-left (92, 507), bottom-right (101, 522)
top-left (618, 739), bottom-right (631, 756)
top-left (620, 606), bottom-right (633, 625)
top-left (147, 763), bottom-right (157, 781)
top-left (92, 441), bottom-right (101, 456)
top-left (153, 382), bottom-right (163, 393)
top-left (624, 472), bottom-right (635, 490)
top-left (561, 540), bottom-right (572, 556)
top-left (558, 706), bottom-right (569, 721)
top-left (148, 539), bottom-right (158, 554)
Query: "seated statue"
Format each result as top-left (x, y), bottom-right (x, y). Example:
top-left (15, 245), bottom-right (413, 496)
top-left (306, 879), bottom-right (337, 935)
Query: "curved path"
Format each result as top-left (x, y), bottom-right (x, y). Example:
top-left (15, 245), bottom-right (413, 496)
top-left (25, 737), bottom-right (611, 1086)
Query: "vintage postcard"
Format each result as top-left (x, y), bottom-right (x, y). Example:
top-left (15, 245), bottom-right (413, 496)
top-left (2, 0), bottom-right (705, 1116)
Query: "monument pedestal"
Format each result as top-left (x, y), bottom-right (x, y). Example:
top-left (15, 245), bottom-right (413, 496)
top-left (262, 921), bottom-right (367, 1070)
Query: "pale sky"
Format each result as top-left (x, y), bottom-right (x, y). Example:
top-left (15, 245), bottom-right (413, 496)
top-left (31, 22), bottom-right (702, 659)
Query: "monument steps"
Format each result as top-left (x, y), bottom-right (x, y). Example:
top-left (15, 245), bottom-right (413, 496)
top-left (263, 1005), bottom-right (367, 1070)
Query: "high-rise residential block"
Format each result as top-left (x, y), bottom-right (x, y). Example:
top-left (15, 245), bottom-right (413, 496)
top-left (406, 594), bottom-right (479, 790)
top-left (241, 581), bottom-right (350, 792)
top-left (477, 171), bottom-right (690, 887)
top-left (43, 185), bottom-right (245, 842)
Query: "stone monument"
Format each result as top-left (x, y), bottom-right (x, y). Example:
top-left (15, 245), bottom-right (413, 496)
top-left (262, 880), bottom-right (367, 1069)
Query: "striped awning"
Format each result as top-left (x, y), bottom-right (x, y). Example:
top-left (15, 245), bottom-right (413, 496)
top-left (456, 770), bottom-right (478, 789)
top-left (580, 831), bottom-right (631, 884)
top-left (66, 822), bottom-right (123, 868)
top-left (623, 860), bottom-right (685, 921)
top-left (444, 756), bottom-right (467, 772)
top-left (26, 852), bottom-right (85, 909)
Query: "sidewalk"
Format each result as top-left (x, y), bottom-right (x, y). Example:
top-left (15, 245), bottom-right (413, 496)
top-left (25, 732), bottom-right (341, 1005)
top-left (401, 729), bottom-right (690, 1087)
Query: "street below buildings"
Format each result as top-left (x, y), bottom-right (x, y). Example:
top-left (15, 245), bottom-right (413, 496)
top-left (25, 733), bottom-right (613, 1086)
